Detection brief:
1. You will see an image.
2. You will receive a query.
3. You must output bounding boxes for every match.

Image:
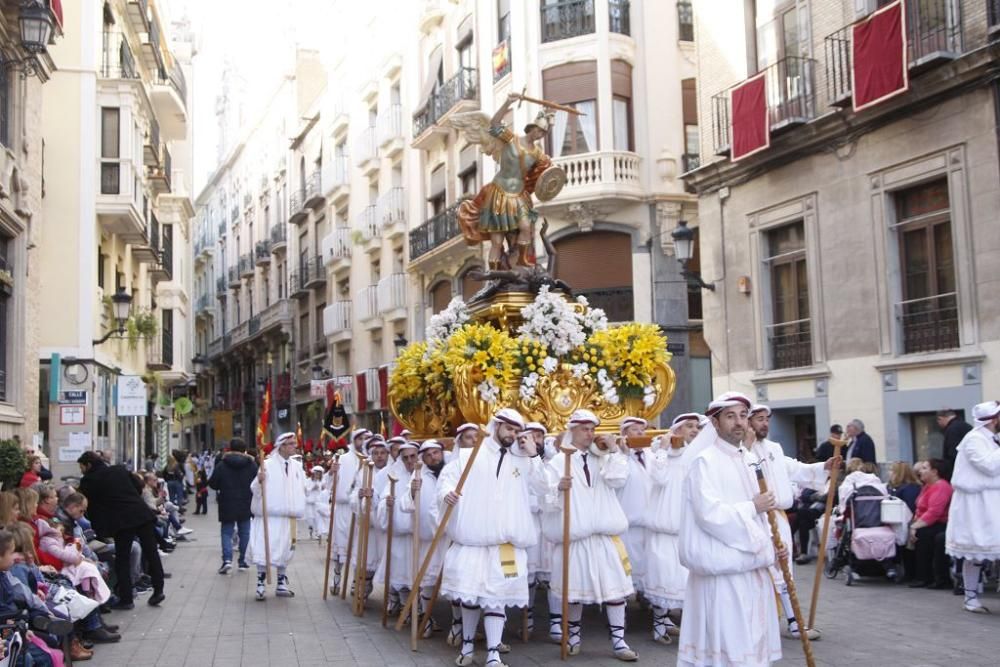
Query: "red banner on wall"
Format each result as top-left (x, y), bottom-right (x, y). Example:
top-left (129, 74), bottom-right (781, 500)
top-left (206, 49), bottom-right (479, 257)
top-left (852, 0), bottom-right (908, 112)
top-left (730, 73), bottom-right (769, 161)
top-left (355, 372), bottom-right (367, 413)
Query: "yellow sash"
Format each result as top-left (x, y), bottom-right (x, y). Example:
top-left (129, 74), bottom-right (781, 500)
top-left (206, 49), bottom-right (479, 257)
top-left (611, 536), bottom-right (632, 576)
top-left (499, 543), bottom-right (518, 579)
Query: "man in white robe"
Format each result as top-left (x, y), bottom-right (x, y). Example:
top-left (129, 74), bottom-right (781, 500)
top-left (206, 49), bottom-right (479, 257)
top-left (376, 442), bottom-right (419, 616)
top-left (350, 437), bottom-right (390, 603)
top-left (400, 440), bottom-right (447, 637)
top-left (678, 392), bottom-right (784, 667)
top-left (439, 409), bottom-right (547, 667)
top-left (545, 409), bottom-right (636, 661)
top-left (644, 412), bottom-right (701, 644)
top-left (249, 432), bottom-right (306, 601)
top-left (946, 400), bottom-right (1000, 614)
top-left (617, 416), bottom-right (652, 600)
top-left (748, 404), bottom-right (835, 641)
top-left (327, 429), bottom-right (369, 595)
top-left (304, 466), bottom-right (324, 539)
top-left (522, 421), bottom-right (551, 636)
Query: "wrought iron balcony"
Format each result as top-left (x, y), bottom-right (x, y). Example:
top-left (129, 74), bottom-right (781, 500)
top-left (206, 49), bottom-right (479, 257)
top-left (767, 318), bottom-right (812, 370)
top-left (304, 255), bottom-right (327, 289)
top-left (255, 240), bottom-right (271, 265)
top-left (149, 144), bottom-right (172, 193)
top-left (541, 0), bottom-right (595, 43)
top-left (354, 126), bottom-right (379, 170)
top-left (413, 67), bottom-right (478, 136)
top-left (677, 0), bottom-right (693, 41)
top-left (248, 314), bottom-right (261, 337)
top-left (289, 269), bottom-right (308, 299)
top-left (681, 153), bottom-right (700, 173)
top-left (377, 273), bottom-right (407, 320)
top-left (359, 204), bottom-right (379, 246)
top-left (896, 293), bottom-right (959, 354)
top-left (609, 0), bottom-right (630, 36)
top-left (409, 202), bottom-right (461, 260)
top-left (269, 223), bottom-right (288, 252)
top-left (289, 190), bottom-right (307, 224)
top-left (376, 187), bottom-right (406, 232)
top-left (216, 276), bottom-right (227, 297)
top-left (304, 171), bottom-right (324, 209)
top-left (322, 227), bottom-right (352, 267)
top-left (239, 254), bottom-right (254, 278)
top-left (323, 301), bottom-right (352, 340)
top-left (101, 31), bottom-right (139, 80)
top-left (146, 332), bottom-right (174, 370)
top-left (228, 266), bottom-right (241, 288)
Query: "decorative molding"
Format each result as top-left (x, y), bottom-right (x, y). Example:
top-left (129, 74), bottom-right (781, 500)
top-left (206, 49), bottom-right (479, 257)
top-left (655, 201), bottom-right (682, 255)
top-left (755, 384), bottom-right (768, 402)
top-left (566, 202), bottom-right (603, 233)
top-left (882, 371), bottom-right (897, 392)
top-left (814, 377), bottom-right (828, 397)
top-left (963, 363), bottom-right (981, 385)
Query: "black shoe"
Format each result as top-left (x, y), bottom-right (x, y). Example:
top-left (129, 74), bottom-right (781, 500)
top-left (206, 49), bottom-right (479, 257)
top-left (102, 623), bottom-right (120, 633)
top-left (162, 572), bottom-right (173, 579)
top-left (148, 592), bottom-right (166, 606)
top-left (110, 600), bottom-right (134, 611)
top-left (928, 581), bottom-right (953, 590)
top-left (80, 638), bottom-right (95, 650)
top-left (99, 604), bottom-right (112, 614)
top-left (139, 574), bottom-right (152, 586)
top-left (82, 627), bottom-right (122, 643)
top-left (908, 580), bottom-right (933, 588)
top-left (31, 616), bottom-right (74, 636)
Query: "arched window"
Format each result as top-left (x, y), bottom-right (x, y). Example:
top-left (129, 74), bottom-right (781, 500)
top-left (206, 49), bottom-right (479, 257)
top-left (430, 280), bottom-right (453, 315)
top-left (460, 266), bottom-right (482, 302)
top-left (553, 231), bottom-right (633, 321)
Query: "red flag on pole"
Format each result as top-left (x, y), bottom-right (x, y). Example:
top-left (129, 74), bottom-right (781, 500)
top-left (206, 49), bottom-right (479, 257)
top-left (852, 0), bottom-right (908, 112)
top-left (256, 379), bottom-right (272, 449)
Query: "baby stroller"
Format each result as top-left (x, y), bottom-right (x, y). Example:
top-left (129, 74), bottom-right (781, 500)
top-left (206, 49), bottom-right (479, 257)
top-left (825, 485), bottom-right (899, 585)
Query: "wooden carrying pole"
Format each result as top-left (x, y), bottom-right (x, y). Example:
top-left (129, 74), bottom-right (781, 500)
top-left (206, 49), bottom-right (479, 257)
top-left (411, 461), bottom-right (423, 651)
top-left (340, 512), bottom-right (356, 599)
top-left (395, 430), bottom-right (484, 632)
top-left (752, 466), bottom-right (815, 667)
top-left (560, 447), bottom-right (572, 661)
top-left (419, 569), bottom-right (444, 638)
top-left (381, 476), bottom-right (397, 627)
top-left (321, 453), bottom-right (342, 600)
top-left (808, 439), bottom-right (845, 629)
top-left (354, 462), bottom-right (375, 616)
top-left (258, 453), bottom-right (273, 585)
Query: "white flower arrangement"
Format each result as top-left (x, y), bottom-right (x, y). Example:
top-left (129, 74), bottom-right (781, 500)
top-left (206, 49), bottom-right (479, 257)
top-left (570, 362), bottom-right (590, 378)
top-left (477, 379), bottom-right (501, 404)
top-left (541, 356), bottom-right (558, 374)
top-left (519, 285), bottom-right (607, 357)
top-left (642, 385), bottom-right (656, 407)
top-left (596, 368), bottom-right (620, 405)
top-left (519, 371), bottom-right (541, 400)
top-left (425, 297), bottom-right (471, 342)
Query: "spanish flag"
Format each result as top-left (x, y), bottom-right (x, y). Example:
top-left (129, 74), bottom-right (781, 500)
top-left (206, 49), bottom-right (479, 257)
top-left (256, 379), bottom-right (272, 449)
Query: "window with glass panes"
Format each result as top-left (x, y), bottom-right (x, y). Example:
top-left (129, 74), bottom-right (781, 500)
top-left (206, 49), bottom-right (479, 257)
top-left (764, 221), bottom-right (811, 369)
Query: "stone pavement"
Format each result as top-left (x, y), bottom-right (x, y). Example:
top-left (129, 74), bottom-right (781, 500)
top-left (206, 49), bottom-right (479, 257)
top-left (92, 505), bottom-right (1000, 666)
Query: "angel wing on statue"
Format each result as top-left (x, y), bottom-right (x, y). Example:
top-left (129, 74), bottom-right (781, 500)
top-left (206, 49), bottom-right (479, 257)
top-left (446, 92), bottom-right (555, 270)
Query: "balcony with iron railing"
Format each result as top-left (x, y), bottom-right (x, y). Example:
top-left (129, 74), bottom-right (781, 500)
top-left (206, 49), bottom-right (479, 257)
top-left (152, 222), bottom-right (173, 283)
top-left (323, 301), bottom-right (353, 343)
top-left (100, 31), bottom-right (139, 80)
top-left (766, 318), bottom-right (813, 370)
top-left (289, 269), bottom-right (307, 298)
top-left (541, 0), bottom-right (595, 42)
top-left (149, 144), bottom-right (172, 193)
top-left (358, 204), bottom-right (380, 252)
top-left (289, 190), bottom-right (307, 224)
top-left (269, 223), bottom-right (288, 252)
top-left (228, 265), bottom-right (241, 287)
top-left (304, 255), bottom-right (327, 289)
top-left (143, 118), bottom-right (160, 167)
top-left (376, 103), bottom-right (404, 153)
top-left (354, 126), bottom-right (379, 174)
top-left (358, 284), bottom-right (380, 328)
top-left (377, 273), bottom-right (407, 322)
top-left (151, 60), bottom-right (187, 139)
top-left (126, 0), bottom-right (150, 33)
top-left (896, 293), bottom-right (959, 354)
top-left (540, 150), bottom-right (643, 210)
top-left (677, 0), bottom-right (693, 42)
top-left (216, 275), bottom-right (228, 297)
top-left (376, 187), bottom-right (406, 237)
top-left (322, 227), bottom-right (352, 270)
top-left (410, 202), bottom-right (462, 261)
top-left (146, 331), bottom-right (174, 371)
top-left (325, 155), bottom-right (350, 204)
top-left (239, 253), bottom-right (254, 278)
top-left (304, 170), bottom-right (324, 209)
top-left (255, 240), bottom-right (271, 266)
top-left (711, 56), bottom-right (817, 155)
top-left (825, 1), bottom-right (965, 107)
top-left (413, 67), bottom-right (479, 139)
top-left (230, 204), bottom-right (239, 224)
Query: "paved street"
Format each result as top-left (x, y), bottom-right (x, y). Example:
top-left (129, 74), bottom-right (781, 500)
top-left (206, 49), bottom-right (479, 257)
top-left (93, 506), bottom-right (1000, 667)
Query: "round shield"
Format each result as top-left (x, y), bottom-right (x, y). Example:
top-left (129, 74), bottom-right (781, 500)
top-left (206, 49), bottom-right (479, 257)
top-left (534, 165), bottom-right (567, 202)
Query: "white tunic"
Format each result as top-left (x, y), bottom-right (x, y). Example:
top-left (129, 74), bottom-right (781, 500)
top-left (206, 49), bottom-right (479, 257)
top-left (348, 463), bottom-right (388, 571)
top-left (376, 468), bottom-right (416, 590)
top-left (249, 454), bottom-right (307, 568)
top-left (330, 451), bottom-right (365, 559)
top-left (398, 465), bottom-right (445, 588)
top-left (617, 448), bottom-right (652, 591)
top-left (438, 438), bottom-right (548, 608)
top-left (314, 487), bottom-right (331, 537)
top-left (748, 438), bottom-right (828, 587)
top-left (644, 444), bottom-right (689, 609)
top-left (946, 427), bottom-right (1000, 560)
top-left (303, 478), bottom-right (322, 528)
top-left (678, 440), bottom-right (780, 667)
top-left (544, 448), bottom-right (634, 604)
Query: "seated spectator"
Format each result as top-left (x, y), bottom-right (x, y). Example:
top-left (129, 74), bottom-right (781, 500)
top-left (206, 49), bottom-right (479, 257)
top-left (838, 458), bottom-right (887, 512)
top-left (0, 491), bottom-right (20, 525)
top-left (18, 456), bottom-right (44, 488)
top-left (793, 484), bottom-right (831, 564)
top-left (888, 461), bottom-right (922, 513)
top-left (908, 459), bottom-right (953, 589)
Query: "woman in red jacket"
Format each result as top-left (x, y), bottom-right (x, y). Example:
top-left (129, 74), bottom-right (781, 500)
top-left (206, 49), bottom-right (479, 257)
top-left (18, 455), bottom-right (43, 488)
top-left (908, 458), bottom-right (954, 588)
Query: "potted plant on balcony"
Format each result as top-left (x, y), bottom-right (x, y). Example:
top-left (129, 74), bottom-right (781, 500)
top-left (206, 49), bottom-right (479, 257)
top-left (126, 309), bottom-right (159, 351)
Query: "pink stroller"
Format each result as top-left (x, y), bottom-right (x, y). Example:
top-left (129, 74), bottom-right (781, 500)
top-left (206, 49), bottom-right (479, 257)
top-left (825, 485), bottom-right (899, 585)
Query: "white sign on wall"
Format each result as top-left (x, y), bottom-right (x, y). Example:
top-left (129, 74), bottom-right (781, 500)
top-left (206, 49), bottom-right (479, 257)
top-left (117, 375), bottom-right (148, 417)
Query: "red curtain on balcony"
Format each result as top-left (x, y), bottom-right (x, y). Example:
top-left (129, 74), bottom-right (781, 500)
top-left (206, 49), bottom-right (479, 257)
top-left (355, 372), bottom-right (367, 413)
top-left (377, 366), bottom-right (389, 411)
top-left (729, 73), bottom-right (769, 162)
top-left (852, 0), bottom-right (908, 112)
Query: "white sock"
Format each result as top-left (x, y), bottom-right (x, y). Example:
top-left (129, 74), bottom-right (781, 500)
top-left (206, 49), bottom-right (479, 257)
top-left (652, 605), bottom-right (673, 638)
top-left (460, 604), bottom-right (481, 656)
top-left (777, 585), bottom-right (796, 626)
top-left (567, 602), bottom-right (583, 647)
top-left (963, 561), bottom-right (984, 605)
top-left (606, 600), bottom-right (628, 650)
top-left (548, 590), bottom-right (562, 637)
top-left (451, 600), bottom-right (462, 622)
top-left (483, 607), bottom-right (506, 663)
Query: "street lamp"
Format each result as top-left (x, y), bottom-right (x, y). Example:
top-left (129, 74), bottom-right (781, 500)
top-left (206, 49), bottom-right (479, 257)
top-left (93, 288), bottom-right (133, 345)
top-left (18, 1), bottom-right (54, 54)
top-left (191, 354), bottom-right (207, 375)
top-left (671, 220), bottom-right (715, 291)
top-left (311, 364), bottom-right (325, 381)
top-left (393, 333), bottom-right (408, 353)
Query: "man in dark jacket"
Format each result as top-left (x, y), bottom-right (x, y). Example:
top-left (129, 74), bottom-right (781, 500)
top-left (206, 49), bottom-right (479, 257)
top-left (208, 438), bottom-right (258, 574)
top-left (937, 409), bottom-right (972, 465)
top-left (845, 419), bottom-right (877, 464)
top-left (815, 424), bottom-right (844, 462)
top-left (77, 451), bottom-right (165, 609)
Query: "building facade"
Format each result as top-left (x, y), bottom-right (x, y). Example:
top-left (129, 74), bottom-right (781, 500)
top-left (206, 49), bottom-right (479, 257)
top-left (400, 0), bottom-right (709, 423)
top-left (686, 0), bottom-right (1000, 461)
top-left (0, 1), bottom-right (64, 445)
top-left (39, 0), bottom-right (193, 477)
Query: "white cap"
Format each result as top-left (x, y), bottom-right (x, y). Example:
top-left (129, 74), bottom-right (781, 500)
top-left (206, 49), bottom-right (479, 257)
top-left (524, 421), bottom-right (546, 434)
top-left (972, 401), bottom-right (1000, 425)
top-left (366, 436), bottom-right (387, 450)
top-left (399, 429), bottom-right (412, 438)
top-left (387, 436), bottom-right (406, 446)
top-left (398, 441), bottom-right (418, 452)
top-left (311, 465), bottom-right (324, 473)
top-left (750, 404), bottom-right (772, 417)
top-left (620, 416), bottom-right (647, 433)
top-left (492, 408), bottom-right (525, 430)
top-left (569, 409), bottom-right (599, 427)
top-left (705, 391), bottom-right (752, 417)
top-left (670, 413), bottom-right (702, 429)
top-left (418, 440), bottom-right (444, 453)
top-left (275, 432), bottom-right (296, 447)
top-left (456, 423), bottom-right (480, 435)
top-left (351, 429), bottom-right (371, 442)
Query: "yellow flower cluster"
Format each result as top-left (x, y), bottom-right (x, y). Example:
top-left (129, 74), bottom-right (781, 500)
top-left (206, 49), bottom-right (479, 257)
top-left (389, 342), bottom-right (430, 414)
top-left (424, 343), bottom-right (454, 405)
top-left (515, 339), bottom-right (549, 376)
top-left (588, 323), bottom-right (670, 397)
top-left (444, 323), bottom-right (518, 386)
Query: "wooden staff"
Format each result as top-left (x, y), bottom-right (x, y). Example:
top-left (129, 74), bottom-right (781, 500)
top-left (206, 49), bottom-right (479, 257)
top-left (560, 446), bottom-right (572, 661)
top-left (411, 461), bottom-right (423, 651)
top-left (321, 453), bottom-right (342, 600)
top-left (808, 438), bottom-right (845, 629)
top-left (354, 462), bottom-right (376, 616)
top-left (395, 429), bottom-right (484, 632)
top-left (514, 88), bottom-right (585, 115)
top-left (751, 464), bottom-right (815, 667)
top-left (418, 567), bottom-right (444, 638)
top-left (382, 475), bottom-right (398, 627)
top-left (340, 512), bottom-right (356, 599)
top-left (257, 452), bottom-right (273, 585)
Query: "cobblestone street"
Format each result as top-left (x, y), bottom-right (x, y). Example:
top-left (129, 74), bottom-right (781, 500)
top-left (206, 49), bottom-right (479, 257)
top-left (91, 507), bottom-right (1000, 667)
